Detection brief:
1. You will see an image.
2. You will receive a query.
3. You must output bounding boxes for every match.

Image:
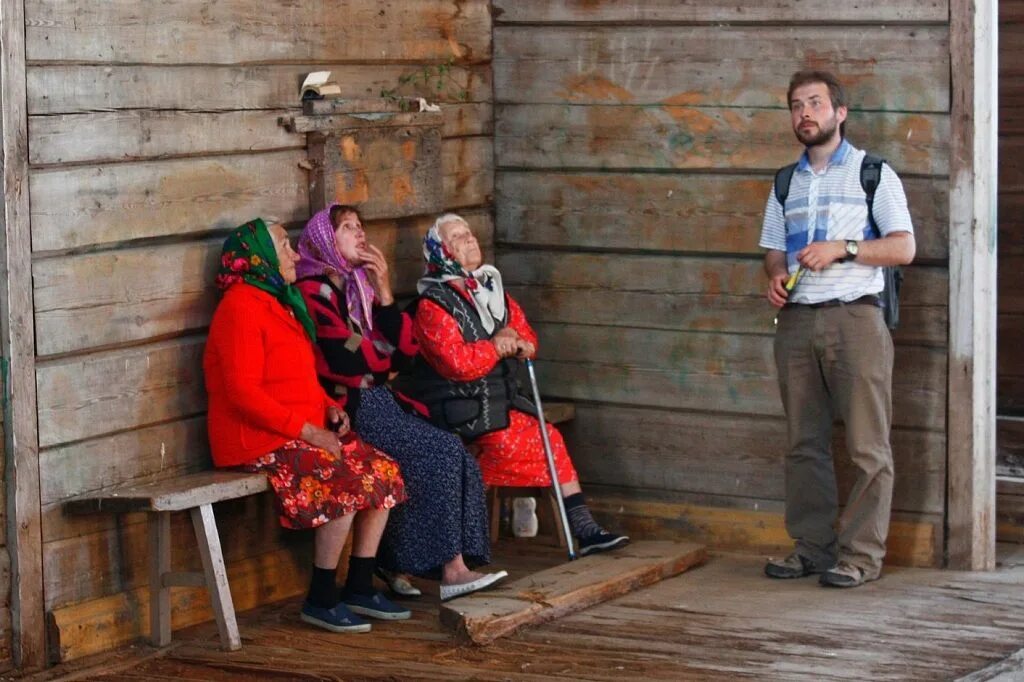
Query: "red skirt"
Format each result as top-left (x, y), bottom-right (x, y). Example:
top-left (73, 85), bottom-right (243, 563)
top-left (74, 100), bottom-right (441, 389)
top-left (241, 434), bottom-right (406, 529)
top-left (475, 410), bottom-right (578, 487)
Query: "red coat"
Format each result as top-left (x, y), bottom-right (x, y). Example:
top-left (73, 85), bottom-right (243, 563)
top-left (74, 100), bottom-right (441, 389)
top-left (204, 284), bottom-right (337, 467)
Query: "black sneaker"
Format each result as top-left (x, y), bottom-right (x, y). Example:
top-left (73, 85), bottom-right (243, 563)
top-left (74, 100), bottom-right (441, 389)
top-left (342, 591), bottom-right (412, 620)
top-left (578, 530), bottom-right (630, 556)
top-left (764, 552), bottom-right (828, 579)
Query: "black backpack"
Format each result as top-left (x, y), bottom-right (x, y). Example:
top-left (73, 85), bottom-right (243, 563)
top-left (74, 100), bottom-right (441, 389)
top-left (774, 153), bottom-right (903, 330)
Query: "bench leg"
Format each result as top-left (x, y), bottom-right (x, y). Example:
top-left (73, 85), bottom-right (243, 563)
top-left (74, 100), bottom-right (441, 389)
top-left (190, 504), bottom-right (241, 651)
top-left (148, 511), bottom-right (172, 647)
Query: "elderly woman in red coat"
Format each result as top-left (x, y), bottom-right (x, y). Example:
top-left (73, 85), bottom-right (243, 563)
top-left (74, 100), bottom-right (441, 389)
top-left (398, 213), bottom-right (629, 557)
top-left (204, 218), bottom-right (409, 633)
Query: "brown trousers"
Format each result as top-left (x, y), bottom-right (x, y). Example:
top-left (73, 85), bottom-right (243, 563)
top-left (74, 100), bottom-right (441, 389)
top-left (773, 303), bottom-right (894, 578)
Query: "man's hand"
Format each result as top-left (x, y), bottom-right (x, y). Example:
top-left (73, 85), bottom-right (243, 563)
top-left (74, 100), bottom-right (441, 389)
top-left (796, 241), bottom-right (846, 272)
top-left (767, 273), bottom-right (789, 308)
top-left (326, 405), bottom-right (350, 436)
top-left (300, 422), bottom-right (342, 456)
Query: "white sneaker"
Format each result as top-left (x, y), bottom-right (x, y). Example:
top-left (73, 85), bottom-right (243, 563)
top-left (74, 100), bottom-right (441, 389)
top-left (440, 570), bottom-right (508, 601)
top-left (512, 497), bottom-right (538, 537)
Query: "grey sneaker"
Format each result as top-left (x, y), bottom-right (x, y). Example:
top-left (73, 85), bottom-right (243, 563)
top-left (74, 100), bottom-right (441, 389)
top-left (764, 552), bottom-right (827, 579)
top-left (819, 560), bottom-right (877, 588)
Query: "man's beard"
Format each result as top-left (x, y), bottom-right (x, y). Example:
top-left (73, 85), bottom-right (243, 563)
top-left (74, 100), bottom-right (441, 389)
top-left (794, 116), bottom-right (839, 147)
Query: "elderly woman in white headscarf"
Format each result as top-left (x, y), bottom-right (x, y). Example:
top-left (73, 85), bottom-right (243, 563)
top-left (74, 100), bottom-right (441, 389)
top-left (398, 213), bottom-right (629, 557)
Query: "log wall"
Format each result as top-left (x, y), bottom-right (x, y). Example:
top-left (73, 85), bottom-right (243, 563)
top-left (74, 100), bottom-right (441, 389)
top-left (1, 430), bottom-right (10, 670)
top-left (997, 1), bottom-right (1024, 478)
top-left (25, 0), bottom-right (493, 661)
top-left (492, 1), bottom-right (951, 565)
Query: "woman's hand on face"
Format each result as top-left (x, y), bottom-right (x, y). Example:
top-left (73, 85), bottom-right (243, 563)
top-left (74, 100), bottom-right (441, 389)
top-left (358, 244), bottom-right (394, 306)
top-left (326, 405), bottom-right (351, 436)
top-left (300, 422), bottom-right (342, 456)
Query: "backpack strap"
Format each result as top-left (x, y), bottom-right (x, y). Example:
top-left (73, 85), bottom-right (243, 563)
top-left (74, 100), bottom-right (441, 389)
top-left (774, 162), bottom-right (798, 211)
top-left (860, 153), bottom-right (885, 237)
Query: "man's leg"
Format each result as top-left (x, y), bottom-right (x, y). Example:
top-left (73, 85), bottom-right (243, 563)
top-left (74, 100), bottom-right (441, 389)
top-left (773, 307), bottom-right (839, 570)
top-left (823, 305), bottom-right (894, 580)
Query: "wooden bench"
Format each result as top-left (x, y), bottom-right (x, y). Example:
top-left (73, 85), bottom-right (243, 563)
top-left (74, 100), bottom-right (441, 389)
top-left (65, 470), bottom-right (269, 651)
top-left (487, 401), bottom-right (576, 547)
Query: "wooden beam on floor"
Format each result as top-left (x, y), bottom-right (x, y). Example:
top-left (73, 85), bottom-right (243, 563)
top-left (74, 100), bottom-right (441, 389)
top-left (439, 540), bottom-right (707, 645)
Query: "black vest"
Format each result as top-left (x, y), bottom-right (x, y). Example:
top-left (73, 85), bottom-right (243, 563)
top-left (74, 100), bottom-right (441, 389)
top-left (398, 284), bottom-right (535, 440)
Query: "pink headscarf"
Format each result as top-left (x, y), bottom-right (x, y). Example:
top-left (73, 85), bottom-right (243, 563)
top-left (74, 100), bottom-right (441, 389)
top-left (296, 204), bottom-right (376, 333)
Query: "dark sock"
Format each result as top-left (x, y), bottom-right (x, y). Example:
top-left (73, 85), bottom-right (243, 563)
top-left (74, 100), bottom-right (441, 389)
top-left (344, 555), bottom-right (376, 597)
top-left (307, 566), bottom-right (338, 608)
top-left (563, 493), bottom-right (603, 540)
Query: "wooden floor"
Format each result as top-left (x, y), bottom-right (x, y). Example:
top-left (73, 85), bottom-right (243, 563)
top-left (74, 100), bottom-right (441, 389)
top-left (20, 543), bottom-right (1024, 681)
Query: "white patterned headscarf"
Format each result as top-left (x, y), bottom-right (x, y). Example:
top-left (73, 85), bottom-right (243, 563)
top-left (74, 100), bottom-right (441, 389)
top-left (417, 213), bottom-right (506, 334)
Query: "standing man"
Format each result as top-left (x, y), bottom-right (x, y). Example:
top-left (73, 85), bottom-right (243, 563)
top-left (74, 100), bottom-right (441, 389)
top-left (760, 70), bottom-right (915, 588)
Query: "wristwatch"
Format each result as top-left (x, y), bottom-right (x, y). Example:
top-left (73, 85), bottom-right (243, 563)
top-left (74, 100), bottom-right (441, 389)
top-left (843, 240), bottom-right (859, 262)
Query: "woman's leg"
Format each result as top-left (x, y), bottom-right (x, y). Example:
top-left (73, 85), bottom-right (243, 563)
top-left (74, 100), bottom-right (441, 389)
top-left (441, 553), bottom-right (486, 585)
top-left (560, 480), bottom-right (582, 497)
top-left (342, 506), bottom-right (412, 620)
top-left (309, 513), bottom-right (355, 607)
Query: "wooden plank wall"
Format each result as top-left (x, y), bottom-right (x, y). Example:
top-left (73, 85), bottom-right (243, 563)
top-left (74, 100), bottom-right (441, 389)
top-left (996, 1), bottom-right (1024, 539)
top-left (997, 2), bottom-right (1024, 477)
top-left (1, 430), bottom-right (10, 670)
top-left (24, 0), bottom-right (492, 661)
top-left (492, 1), bottom-right (951, 566)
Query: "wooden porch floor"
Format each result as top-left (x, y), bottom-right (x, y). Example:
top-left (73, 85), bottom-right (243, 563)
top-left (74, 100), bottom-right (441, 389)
top-left (21, 543), bottom-right (1024, 681)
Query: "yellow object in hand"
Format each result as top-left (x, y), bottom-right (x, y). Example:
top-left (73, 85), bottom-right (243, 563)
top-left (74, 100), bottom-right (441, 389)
top-left (784, 268), bottom-right (804, 292)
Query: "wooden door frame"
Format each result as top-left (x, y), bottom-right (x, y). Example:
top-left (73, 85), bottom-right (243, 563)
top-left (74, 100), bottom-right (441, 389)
top-left (947, 0), bottom-right (999, 570)
top-left (0, 0), bottom-right (45, 668)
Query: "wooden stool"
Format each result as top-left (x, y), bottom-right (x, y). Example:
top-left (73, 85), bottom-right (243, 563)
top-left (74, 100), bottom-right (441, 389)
top-left (488, 486), bottom-right (568, 548)
top-left (483, 401), bottom-right (578, 548)
top-left (66, 470), bottom-right (269, 651)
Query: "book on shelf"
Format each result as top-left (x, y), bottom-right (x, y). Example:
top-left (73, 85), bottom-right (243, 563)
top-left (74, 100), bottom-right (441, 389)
top-left (300, 71), bottom-right (342, 100)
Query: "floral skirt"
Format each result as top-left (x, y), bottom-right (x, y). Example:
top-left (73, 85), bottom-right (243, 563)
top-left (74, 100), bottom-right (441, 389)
top-left (240, 434), bottom-right (406, 530)
top-left (475, 409), bottom-right (578, 487)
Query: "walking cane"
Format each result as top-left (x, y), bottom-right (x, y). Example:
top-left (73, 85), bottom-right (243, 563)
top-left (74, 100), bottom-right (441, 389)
top-left (524, 358), bottom-right (577, 561)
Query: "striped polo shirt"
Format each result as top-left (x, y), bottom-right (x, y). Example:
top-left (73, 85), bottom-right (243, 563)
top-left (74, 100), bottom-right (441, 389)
top-left (758, 139), bottom-right (914, 304)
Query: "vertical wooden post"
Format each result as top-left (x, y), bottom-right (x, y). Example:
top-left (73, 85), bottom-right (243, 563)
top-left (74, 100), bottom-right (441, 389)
top-left (0, 0), bottom-right (44, 667)
top-left (947, 0), bottom-right (998, 570)
top-left (148, 512), bottom-right (171, 647)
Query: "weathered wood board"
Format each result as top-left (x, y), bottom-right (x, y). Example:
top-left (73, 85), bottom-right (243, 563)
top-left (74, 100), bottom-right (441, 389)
top-left (498, 252), bottom-right (948, 347)
top-left (496, 105), bottom-right (950, 176)
top-left (25, 0), bottom-right (492, 64)
top-left (584, 487), bottom-right (942, 568)
top-left (47, 547), bottom-right (310, 662)
top-left (496, 172), bottom-right (949, 261)
top-left (494, 26), bottom-right (950, 111)
top-left (563, 404), bottom-right (946, 515)
top-left (34, 210), bottom-right (494, 357)
top-left (308, 123), bottom-right (444, 220)
top-left (493, 0), bottom-right (949, 24)
top-left (440, 540), bottom-right (707, 644)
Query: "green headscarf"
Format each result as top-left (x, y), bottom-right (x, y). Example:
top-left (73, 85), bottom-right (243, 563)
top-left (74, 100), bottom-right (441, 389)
top-left (216, 218), bottom-right (317, 341)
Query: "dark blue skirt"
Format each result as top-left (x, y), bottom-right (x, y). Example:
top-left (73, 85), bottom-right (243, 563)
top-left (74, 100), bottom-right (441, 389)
top-left (353, 386), bottom-right (490, 575)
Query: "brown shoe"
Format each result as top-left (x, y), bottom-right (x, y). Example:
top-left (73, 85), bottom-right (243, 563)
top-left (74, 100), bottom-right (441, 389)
top-left (764, 553), bottom-right (828, 579)
top-left (819, 560), bottom-right (877, 588)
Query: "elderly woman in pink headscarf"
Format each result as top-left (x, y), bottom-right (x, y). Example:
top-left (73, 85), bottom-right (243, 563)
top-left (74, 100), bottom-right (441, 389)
top-left (294, 204), bottom-right (505, 602)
